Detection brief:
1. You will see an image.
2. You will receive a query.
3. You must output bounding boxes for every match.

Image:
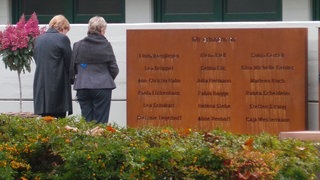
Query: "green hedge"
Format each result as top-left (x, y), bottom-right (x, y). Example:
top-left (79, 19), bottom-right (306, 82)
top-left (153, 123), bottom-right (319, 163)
top-left (0, 115), bottom-right (319, 179)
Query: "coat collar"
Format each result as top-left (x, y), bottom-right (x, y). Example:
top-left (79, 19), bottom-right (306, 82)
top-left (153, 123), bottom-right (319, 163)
top-left (86, 33), bottom-right (107, 40)
top-left (47, 28), bottom-right (59, 33)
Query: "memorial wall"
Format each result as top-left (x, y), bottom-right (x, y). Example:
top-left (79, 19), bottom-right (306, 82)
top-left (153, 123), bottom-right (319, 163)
top-left (127, 28), bottom-right (307, 134)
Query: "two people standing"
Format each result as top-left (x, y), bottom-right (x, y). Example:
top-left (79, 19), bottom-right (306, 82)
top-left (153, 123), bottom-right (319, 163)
top-left (33, 15), bottom-right (119, 123)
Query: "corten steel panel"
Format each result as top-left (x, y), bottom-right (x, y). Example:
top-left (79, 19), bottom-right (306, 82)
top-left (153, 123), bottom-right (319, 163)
top-left (127, 28), bottom-right (307, 134)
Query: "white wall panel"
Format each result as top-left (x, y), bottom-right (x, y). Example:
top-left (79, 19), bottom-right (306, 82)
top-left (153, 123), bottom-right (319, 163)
top-left (283, 0), bottom-right (312, 21)
top-left (125, 0), bottom-right (153, 23)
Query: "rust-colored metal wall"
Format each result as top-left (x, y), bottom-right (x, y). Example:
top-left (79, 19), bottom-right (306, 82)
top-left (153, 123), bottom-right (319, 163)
top-left (127, 28), bottom-right (307, 134)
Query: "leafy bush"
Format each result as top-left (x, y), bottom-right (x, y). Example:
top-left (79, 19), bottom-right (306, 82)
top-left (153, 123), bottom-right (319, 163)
top-left (0, 115), bottom-right (319, 179)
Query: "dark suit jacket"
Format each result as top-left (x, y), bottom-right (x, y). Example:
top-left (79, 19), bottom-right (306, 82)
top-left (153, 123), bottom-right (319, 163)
top-left (33, 28), bottom-right (73, 115)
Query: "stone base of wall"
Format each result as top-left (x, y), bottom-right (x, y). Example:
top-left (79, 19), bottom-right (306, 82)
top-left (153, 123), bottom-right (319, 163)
top-left (279, 131), bottom-right (320, 141)
top-left (1, 112), bottom-right (39, 118)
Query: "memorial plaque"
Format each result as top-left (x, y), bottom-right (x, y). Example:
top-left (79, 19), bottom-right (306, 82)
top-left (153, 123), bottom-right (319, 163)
top-left (127, 28), bottom-right (307, 134)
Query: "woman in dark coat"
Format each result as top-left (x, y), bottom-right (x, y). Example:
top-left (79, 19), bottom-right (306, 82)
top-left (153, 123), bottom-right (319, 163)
top-left (33, 15), bottom-right (73, 118)
top-left (70, 16), bottom-right (119, 123)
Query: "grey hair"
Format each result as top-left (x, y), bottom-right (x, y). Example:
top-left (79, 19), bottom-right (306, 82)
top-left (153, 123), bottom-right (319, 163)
top-left (87, 16), bottom-right (107, 34)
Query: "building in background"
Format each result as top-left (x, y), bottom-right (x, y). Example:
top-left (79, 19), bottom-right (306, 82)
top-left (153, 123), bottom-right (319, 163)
top-left (0, 0), bottom-right (318, 24)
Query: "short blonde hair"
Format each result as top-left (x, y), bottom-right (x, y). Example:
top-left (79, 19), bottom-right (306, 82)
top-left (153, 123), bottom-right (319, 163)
top-left (49, 15), bottom-right (70, 32)
top-left (88, 16), bottom-right (107, 34)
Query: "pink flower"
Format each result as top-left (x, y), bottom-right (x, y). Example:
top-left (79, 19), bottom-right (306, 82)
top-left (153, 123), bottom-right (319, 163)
top-left (0, 12), bottom-right (45, 73)
top-left (25, 12), bottom-right (40, 38)
top-left (0, 31), bottom-right (3, 49)
top-left (0, 12), bottom-right (43, 51)
top-left (16, 14), bottom-right (26, 30)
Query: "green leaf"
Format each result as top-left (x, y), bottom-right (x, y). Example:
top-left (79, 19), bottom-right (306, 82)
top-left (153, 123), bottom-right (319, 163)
top-left (28, 43), bottom-right (33, 51)
top-left (14, 57), bottom-right (19, 65)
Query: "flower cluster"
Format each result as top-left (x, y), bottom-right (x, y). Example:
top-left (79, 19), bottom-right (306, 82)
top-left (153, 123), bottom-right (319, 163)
top-left (0, 12), bottom-right (45, 73)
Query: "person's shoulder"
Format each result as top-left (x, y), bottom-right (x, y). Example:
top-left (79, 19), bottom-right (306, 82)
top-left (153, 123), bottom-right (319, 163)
top-left (73, 39), bottom-right (84, 46)
top-left (72, 41), bottom-right (79, 49)
top-left (54, 33), bottom-right (70, 43)
top-left (35, 33), bottom-right (46, 40)
top-left (45, 30), bottom-right (68, 40)
top-left (56, 32), bottom-right (69, 38)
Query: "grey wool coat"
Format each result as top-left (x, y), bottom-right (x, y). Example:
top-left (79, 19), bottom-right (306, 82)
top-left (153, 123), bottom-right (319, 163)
top-left (70, 33), bottom-right (119, 90)
top-left (33, 28), bottom-right (73, 115)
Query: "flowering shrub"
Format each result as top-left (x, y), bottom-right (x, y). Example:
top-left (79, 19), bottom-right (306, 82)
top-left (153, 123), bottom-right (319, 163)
top-left (0, 115), bottom-right (319, 179)
top-left (0, 12), bottom-right (45, 112)
top-left (0, 12), bottom-right (44, 73)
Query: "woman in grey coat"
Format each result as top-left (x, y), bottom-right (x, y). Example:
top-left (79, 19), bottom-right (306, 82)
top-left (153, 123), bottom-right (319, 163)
top-left (70, 16), bottom-right (119, 123)
top-left (33, 15), bottom-right (73, 118)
